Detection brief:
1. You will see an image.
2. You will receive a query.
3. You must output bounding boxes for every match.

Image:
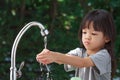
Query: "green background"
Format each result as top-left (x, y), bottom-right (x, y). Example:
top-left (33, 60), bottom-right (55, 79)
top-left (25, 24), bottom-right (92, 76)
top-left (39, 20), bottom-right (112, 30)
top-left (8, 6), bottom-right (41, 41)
top-left (0, 0), bottom-right (120, 80)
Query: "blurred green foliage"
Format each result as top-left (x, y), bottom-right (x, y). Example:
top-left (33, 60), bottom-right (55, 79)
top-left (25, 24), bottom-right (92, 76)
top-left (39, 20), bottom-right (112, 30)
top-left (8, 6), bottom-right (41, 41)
top-left (0, 0), bottom-right (120, 80)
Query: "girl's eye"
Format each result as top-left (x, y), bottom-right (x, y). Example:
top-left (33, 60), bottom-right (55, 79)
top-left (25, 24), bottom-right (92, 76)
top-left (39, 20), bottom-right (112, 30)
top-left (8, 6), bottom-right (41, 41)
top-left (82, 31), bottom-right (86, 34)
top-left (92, 33), bottom-right (97, 35)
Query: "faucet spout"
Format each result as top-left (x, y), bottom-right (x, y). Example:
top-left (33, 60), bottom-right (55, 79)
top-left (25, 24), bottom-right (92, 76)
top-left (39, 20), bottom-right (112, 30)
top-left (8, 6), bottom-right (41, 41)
top-left (10, 21), bottom-right (49, 80)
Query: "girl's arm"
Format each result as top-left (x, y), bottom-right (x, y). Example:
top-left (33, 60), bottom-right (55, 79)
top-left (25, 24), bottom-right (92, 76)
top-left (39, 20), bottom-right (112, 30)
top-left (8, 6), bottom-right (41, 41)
top-left (36, 49), bottom-right (95, 68)
top-left (54, 52), bottom-right (95, 68)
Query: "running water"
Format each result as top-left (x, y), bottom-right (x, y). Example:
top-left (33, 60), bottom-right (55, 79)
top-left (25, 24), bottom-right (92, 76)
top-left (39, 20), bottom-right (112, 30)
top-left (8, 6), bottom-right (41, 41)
top-left (39, 36), bottom-right (52, 80)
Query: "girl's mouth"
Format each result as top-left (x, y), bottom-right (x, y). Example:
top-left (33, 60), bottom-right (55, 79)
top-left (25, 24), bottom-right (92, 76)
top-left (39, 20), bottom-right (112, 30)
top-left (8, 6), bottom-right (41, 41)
top-left (84, 41), bottom-right (90, 45)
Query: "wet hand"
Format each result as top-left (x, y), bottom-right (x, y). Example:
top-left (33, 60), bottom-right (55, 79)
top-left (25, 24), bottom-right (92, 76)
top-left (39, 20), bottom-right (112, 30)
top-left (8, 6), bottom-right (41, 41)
top-left (36, 49), bottom-right (55, 64)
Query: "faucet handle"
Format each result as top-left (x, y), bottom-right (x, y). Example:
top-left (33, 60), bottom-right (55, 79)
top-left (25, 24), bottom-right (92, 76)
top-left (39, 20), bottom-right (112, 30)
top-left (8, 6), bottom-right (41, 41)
top-left (16, 61), bottom-right (25, 78)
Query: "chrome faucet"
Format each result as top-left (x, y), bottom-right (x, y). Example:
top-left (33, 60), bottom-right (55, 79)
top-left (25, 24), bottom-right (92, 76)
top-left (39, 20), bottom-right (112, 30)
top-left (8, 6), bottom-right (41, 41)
top-left (10, 21), bottom-right (49, 80)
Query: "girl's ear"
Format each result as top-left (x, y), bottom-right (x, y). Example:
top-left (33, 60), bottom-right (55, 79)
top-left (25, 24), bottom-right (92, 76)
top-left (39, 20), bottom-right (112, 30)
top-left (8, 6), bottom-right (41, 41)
top-left (105, 37), bottom-right (110, 43)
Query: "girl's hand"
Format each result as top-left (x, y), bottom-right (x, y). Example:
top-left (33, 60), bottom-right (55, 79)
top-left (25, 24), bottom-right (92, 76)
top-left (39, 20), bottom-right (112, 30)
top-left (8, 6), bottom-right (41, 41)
top-left (36, 49), bottom-right (56, 64)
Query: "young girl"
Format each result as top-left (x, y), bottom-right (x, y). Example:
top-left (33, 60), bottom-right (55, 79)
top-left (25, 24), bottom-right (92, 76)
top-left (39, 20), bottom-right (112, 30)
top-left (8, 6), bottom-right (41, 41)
top-left (36, 9), bottom-right (116, 80)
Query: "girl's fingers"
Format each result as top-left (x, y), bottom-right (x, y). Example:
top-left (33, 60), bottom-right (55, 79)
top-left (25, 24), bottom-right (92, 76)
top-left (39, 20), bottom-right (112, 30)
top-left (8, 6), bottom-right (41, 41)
top-left (38, 58), bottom-right (50, 64)
top-left (36, 49), bottom-right (52, 64)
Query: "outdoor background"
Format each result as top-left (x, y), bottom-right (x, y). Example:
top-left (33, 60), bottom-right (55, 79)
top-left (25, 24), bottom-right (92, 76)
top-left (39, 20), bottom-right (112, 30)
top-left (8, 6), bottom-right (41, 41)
top-left (0, 0), bottom-right (120, 80)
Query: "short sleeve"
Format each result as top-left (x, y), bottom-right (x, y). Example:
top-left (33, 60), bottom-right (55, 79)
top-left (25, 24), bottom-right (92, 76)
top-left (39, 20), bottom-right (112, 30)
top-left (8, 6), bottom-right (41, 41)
top-left (64, 48), bottom-right (83, 72)
top-left (89, 49), bottom-right (111, 75)
top-left (67, 48), bottom-right (83, 57)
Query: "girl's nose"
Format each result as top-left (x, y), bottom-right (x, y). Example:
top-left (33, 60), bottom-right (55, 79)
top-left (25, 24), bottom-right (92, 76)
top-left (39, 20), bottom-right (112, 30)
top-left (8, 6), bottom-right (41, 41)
top-left (85, 33), bottom-right (91, 40)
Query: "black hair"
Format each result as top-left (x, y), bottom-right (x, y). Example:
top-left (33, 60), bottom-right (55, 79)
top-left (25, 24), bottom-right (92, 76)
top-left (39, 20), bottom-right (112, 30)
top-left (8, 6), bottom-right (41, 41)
top-left (78, 9), bottom-right (116, 79)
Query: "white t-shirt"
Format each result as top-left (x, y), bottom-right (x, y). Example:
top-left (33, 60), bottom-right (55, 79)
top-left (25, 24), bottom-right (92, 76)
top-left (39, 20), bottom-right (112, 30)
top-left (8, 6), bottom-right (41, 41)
top-left (64, 48), bottom-right (111, 80)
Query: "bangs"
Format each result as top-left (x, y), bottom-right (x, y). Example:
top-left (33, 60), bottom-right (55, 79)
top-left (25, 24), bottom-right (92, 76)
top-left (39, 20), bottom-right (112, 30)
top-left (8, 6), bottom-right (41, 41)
top-left (80, 9), bottom-right (110, 35)
top-left (81, 15), bottom-right (106, 32)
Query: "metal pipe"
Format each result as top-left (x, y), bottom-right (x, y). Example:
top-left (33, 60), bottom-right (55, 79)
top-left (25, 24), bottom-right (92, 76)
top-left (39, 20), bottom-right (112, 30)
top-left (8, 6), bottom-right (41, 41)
top-left (10, 21), bottom-right (49, 80)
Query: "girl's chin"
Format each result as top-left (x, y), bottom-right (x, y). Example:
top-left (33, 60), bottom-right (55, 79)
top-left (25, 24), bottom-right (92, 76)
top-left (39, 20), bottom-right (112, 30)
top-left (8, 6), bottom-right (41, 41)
top-left (84, 46), bottom-right (91, 49)
top-left (84, 47), bottom-right (94, 51)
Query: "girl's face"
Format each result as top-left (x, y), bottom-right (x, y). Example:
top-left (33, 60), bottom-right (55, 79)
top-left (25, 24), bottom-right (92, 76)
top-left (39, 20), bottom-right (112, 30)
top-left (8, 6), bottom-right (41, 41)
top-left (82, 22), bottom-right (109, 54)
